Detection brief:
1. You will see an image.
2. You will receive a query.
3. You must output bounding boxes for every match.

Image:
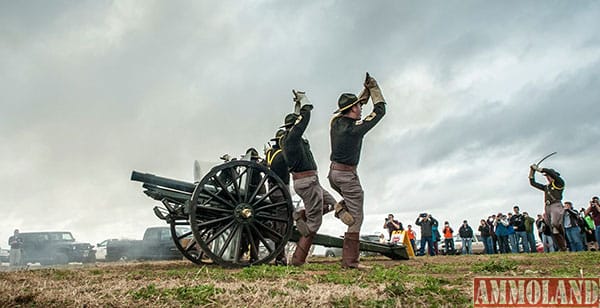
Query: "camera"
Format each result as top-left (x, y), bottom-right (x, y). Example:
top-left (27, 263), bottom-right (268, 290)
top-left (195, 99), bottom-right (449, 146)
top-left (419, 213), bottom-right (427, 218)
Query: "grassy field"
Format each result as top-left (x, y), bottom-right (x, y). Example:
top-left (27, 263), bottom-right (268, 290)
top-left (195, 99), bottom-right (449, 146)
top-left (1, 252), bottom-right (599, 307)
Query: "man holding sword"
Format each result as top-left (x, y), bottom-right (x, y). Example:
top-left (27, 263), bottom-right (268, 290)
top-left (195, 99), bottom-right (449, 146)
top-left (529, 159), bottom-right (568, 252)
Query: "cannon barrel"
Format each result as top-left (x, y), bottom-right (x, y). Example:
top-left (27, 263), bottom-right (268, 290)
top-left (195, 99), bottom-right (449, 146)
top-left (131, 171), bottom-right (196, 193)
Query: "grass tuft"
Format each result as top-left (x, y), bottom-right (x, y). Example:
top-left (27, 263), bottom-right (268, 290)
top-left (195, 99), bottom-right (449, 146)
top-left (130, 283), bottom-right (223, 305)
top-left (471, 258), bottom-right (518, 272)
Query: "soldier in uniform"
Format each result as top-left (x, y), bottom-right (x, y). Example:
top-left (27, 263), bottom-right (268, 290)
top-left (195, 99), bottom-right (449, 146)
top-left (265, 129), bottom-right (290, 265)
top-left (282, 91), bottom-right (337, 266)
top-left (529, 165), bottom-right (567, 251)
top-left (329, 73), bottom-right (386, 269)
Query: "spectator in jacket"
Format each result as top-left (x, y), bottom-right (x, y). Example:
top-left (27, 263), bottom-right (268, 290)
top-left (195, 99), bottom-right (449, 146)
top-left (479, 219), bottom-right (493, 254)
top-left (523, 212), bottom-right (537, 253)
top-left (506, 216), bottom-right (517, 253)
top-left (488, 215), bottom-right (498, 254)
top-left (537, 213), bottom-right (555, 252)
top-left (582, 211), bottom-right (597, 250)
top-left (383, 214), bottom-right (403, 241)
top-left (442, 221), bottom-right (455, 255)
top-left (578, 208), bottom-right (590, 250)
top-left (459, 220), bottom-right (474, 255)
top-left (432, 224), bottom-right (441, 255)
top-left (495, 214), bottom-right (511, 253)
top-left (8, 229), bottom-right (23, 267)
top-left (584, 196), bottom-right (600, 248)
top-left (563, 202), bottom-right (584, 252)
top-left (406, 225), bottom-right (417, 254)
top-left (415, 213), bottom-right (438, 256)
top-left (536, 214), bottom-right (544, 243)
top-left (510, 205), bottom-right (529, 253)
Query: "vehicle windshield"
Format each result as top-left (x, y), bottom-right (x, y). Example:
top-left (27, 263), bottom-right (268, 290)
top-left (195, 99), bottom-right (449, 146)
top-left (21, 232), bottom-right (75, 242)
top-left (51, 232), bottom-right (75, 241)
top-left (175, 227), bottom-right (192, 237)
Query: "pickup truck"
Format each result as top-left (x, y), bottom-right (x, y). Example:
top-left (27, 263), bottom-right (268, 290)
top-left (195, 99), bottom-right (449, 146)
top-left (0, 247), bottom-right (9, 263)
top-left (105, 227), bottom-right (185, 261)
top-left (19, 231), bottom-right (96, 265)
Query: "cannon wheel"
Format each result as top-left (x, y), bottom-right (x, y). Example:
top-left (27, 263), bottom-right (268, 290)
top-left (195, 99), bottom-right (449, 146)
top-left (189, 160), bottom-right (293, 267)
top-left (169, 216), bottom-right (211, 265)
top-left (155, 201), bottom-right (210, 265)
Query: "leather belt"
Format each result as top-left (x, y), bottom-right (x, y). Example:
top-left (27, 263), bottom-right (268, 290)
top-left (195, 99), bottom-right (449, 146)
top-left (330, 162), bottom-right (356, 171)
top-left (292, 170), bottom-right (317, 180)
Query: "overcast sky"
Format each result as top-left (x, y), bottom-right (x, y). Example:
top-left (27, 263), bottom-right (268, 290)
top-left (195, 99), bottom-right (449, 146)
top-left (2, 1), bottom-right (600, 249)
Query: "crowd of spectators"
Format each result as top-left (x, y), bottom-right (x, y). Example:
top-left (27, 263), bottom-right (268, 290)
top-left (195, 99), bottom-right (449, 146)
top-left (382, 196), bottom-right (600, 256)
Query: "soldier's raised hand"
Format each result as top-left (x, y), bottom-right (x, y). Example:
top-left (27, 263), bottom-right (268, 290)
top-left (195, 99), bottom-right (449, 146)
top-left (363, 72), bottom-right (385, 104)
top-left (292, 89), bottom-right (312, 108)
top-left (364, 72), bottom-right (378, 89)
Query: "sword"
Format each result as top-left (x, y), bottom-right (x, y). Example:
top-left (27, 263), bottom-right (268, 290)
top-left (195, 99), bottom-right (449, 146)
top-left (536, 152), bottom-right (557, 167)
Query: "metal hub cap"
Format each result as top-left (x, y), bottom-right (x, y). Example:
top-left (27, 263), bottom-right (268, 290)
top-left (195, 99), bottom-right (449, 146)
top-left (235, 204), bottom-right (253, 220)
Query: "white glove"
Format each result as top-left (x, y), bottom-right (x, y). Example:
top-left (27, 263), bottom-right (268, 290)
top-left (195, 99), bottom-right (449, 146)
top-left (292, 89), bottom-right (311, 106)
top-left (530, 164), bottom-right (542, 172)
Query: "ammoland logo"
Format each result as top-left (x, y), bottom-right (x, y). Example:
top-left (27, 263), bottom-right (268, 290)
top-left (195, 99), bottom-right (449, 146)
top-left (473, 277), bottom-right (600, 307)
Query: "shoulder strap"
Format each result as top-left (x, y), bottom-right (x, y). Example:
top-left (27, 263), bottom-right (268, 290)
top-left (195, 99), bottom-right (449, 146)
top-left (266, 149), bottom-right (282, 166)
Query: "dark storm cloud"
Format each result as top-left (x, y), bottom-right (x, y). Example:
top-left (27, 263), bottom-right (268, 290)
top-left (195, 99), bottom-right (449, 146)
top-left (376, 58), bottom-right (600, 170)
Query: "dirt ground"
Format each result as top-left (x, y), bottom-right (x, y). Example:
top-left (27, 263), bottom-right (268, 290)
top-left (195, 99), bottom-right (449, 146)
top-left (1, 252), bottom-right (599, 307)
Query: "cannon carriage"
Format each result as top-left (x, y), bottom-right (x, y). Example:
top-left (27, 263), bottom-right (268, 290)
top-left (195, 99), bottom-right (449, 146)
top-left (131, 157), bottom-right (409, 267)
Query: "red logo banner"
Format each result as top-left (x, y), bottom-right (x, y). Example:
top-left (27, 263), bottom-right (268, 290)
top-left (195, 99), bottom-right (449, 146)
top-left (473, 277), bottom-right (600, 307)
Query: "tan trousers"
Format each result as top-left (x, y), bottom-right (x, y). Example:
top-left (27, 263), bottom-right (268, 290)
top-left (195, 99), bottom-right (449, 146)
top-left (293, 175), bottom-right (324, 234)
top-left (544, 201), bottom-right (564, 234)
top-left (328, 169), bottom-right (364, 233)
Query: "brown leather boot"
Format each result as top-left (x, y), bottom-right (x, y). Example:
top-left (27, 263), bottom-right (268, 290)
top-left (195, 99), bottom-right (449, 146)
top-left (290, 235), bottom-right (314, 266)
top-left (341, 232), bottom-right (371, 269)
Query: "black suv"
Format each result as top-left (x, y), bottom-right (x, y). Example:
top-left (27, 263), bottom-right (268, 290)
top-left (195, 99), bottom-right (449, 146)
top-left (19, 231), bottom-right (96, 265)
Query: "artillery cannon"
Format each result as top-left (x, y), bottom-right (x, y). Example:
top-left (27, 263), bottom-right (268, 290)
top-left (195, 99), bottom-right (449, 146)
top-left (131, 159), bottom-right (409, 267)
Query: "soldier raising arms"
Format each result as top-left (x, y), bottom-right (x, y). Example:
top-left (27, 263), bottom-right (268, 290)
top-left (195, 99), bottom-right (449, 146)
top-left (282, 91), bottom-right (337, 266)
top-left (329, 73), bottom-right (386, 269)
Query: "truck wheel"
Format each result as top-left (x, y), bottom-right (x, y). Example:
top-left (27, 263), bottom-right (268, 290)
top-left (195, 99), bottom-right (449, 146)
top-left (85, 254), bottom-right (97, 263)
top-left (54, 253), bottom-right (69, 265)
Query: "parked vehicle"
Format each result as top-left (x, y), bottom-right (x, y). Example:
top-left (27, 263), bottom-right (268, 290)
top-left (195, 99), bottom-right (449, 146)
top-left (442, 235), bottom-right (485, 255)
top-left (95, 239), bottom-right (120, 261)
top-left (0, 248), bottom-right (9, 263)
top-left (324, 234), bottom-right (381, 257)
top-left (19, 231), bottom-right (96, 265)
top-left (105, 227), bottom-right (185, 261)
